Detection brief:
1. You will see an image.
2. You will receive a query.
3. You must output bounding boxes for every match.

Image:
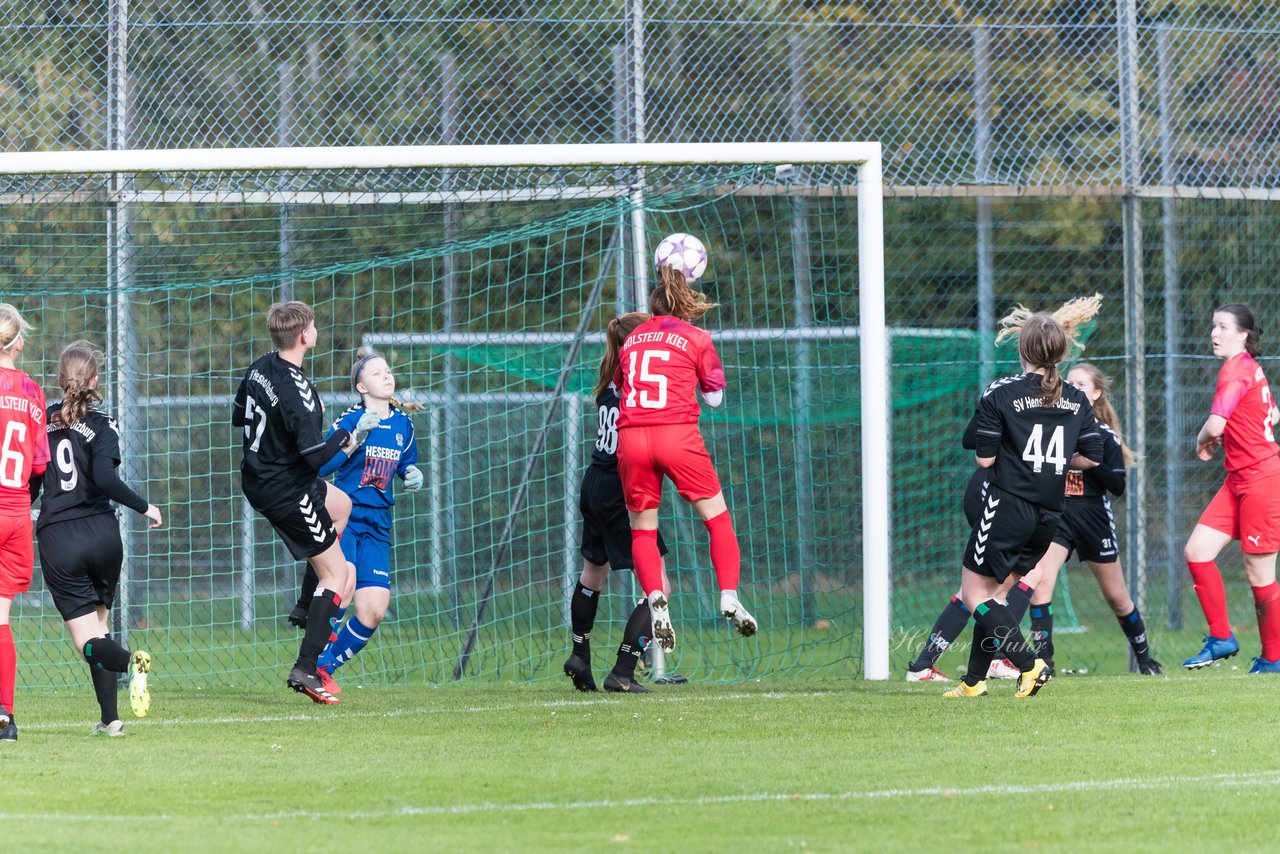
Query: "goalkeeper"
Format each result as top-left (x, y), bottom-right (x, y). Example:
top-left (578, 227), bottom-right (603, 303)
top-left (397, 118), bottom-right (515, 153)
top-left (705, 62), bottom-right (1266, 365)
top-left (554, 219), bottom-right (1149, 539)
top-left (309, 348), bottom-right (424, 694)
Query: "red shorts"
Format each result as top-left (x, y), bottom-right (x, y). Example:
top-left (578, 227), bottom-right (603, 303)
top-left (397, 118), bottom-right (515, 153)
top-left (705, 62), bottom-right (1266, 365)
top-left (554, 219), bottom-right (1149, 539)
top-left (1198, 459), bottom-right (1280, 553)
top-left (0, 512), bottom-right (34, 597)
top-left (617, 423), bottom-right (723, 512)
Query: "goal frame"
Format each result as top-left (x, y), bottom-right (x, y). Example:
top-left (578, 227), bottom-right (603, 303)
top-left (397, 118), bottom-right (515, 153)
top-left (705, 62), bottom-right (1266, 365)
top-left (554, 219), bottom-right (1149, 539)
top-left (1, 141), bottom-right (890, 680)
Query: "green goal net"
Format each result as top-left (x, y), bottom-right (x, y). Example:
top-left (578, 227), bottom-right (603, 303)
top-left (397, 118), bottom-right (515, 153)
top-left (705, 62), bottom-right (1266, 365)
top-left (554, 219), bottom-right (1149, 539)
top-left (3, 153), bottom-right (885, 689)
top-left (4, 147), bottom-right (1092, 690)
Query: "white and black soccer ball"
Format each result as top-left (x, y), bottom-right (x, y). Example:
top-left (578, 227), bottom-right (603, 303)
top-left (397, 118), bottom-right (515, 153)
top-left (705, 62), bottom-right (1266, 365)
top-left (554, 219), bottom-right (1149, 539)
top-left (653, 233), bottom-right (708, 281)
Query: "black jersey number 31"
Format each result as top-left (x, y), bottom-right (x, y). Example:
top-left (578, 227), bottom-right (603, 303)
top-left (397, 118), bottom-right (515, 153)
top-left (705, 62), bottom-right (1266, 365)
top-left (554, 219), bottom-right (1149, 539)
top-left (1021, 423), bottom-right (1067, 475)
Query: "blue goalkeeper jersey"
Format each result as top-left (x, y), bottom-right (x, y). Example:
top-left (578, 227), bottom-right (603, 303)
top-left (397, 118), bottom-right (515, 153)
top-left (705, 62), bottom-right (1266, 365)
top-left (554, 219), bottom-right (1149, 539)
top-left (324, 404), bottom-right (418, 513)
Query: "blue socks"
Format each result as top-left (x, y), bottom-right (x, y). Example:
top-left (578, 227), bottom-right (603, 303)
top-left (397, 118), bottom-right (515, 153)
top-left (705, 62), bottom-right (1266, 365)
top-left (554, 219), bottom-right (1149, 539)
top-left (318, 615), bottom-right (376, 672)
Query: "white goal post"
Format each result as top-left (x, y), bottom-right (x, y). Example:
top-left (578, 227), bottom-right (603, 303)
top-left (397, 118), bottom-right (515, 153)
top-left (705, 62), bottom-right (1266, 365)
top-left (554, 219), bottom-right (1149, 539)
top-left (1, 141), bottom-right (890, 680)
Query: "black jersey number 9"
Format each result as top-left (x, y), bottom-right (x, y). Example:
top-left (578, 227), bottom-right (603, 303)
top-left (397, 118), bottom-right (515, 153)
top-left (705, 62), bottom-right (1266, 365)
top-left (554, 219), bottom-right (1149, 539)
top-left (596, 405), bottom-right (619, 455)
top-left (1021, 423), bottom-right (1067, 475)
top-left (54, 437), bottom-right (78, 491)
top-left (242, 397), bottom-right (267, 452)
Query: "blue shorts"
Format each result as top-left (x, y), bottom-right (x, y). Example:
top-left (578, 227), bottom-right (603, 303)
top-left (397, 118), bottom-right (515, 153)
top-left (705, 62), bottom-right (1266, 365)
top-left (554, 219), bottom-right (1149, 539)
top-left (341, 506), bottom-right (393, 591)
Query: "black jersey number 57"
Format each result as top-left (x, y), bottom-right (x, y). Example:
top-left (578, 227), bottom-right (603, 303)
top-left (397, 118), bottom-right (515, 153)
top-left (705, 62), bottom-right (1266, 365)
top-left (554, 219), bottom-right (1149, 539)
top-left (242, 397), bottom-right (267, 452)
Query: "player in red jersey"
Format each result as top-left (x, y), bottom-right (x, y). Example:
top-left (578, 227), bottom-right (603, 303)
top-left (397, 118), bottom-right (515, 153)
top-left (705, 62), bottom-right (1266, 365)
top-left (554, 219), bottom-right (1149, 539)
top-left (0, 304), bottom-right (50, 740)
top-left (615, 264), bottom-right (757, 653)
top-left (1182, 303), bottom-right (1280, 672)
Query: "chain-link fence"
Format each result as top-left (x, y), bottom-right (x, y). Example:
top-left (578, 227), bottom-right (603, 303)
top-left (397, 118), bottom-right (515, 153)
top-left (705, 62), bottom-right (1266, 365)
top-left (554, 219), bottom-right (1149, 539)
top-left (5, 1), bottom-right (1280, 680)
top-left (3, 2), bottom-right (1278, 185)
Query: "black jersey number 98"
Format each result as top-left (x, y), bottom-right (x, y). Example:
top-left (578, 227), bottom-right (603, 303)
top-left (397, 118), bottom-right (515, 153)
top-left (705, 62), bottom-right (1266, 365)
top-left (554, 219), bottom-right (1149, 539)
top-left (595, 405), bottom-right (619, 455)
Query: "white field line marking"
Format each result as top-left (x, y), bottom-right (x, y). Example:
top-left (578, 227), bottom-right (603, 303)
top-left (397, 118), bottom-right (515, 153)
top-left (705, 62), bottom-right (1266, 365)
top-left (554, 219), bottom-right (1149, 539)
top-left (17, 690), bottom-right (839, 732)
top-left (2, 770), bottom-right (1279, 823)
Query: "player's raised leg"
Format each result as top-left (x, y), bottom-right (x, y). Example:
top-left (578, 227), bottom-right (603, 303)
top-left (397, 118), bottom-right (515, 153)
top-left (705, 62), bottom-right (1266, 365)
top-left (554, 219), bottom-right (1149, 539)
top-left (692, 492), bottom-right (757, 638)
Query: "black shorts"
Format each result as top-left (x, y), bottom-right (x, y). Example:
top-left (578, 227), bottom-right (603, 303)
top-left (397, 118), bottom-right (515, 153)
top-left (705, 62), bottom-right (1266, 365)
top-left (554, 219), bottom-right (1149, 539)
top-left (579, 465), bottom-right (668, 570)
top-left (247, 478), bottom-right (338, 560)
top-left (37, 514), bottom-right (123, 622)
top-left (1052, 496), bottom-right (1119, 564)
top-left (964, 485), bottom-right (1061, 583)
top-left (962, 467), bottom-right (991, 527)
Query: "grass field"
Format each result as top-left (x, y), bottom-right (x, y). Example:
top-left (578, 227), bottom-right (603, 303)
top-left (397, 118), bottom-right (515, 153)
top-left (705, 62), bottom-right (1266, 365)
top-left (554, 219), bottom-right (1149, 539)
top-left (2, 660), bottom-right (1276, 853)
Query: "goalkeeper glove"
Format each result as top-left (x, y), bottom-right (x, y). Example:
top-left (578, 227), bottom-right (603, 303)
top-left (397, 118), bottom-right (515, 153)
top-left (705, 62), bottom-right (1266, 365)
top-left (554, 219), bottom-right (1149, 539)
top-left (403, 464), bottom-right (424, 492)
top-left (351, 410), bottom-right (381, 446)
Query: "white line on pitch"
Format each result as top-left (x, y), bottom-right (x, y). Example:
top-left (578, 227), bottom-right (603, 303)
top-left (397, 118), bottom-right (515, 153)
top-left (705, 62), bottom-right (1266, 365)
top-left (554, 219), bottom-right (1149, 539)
top-left (2, 769), bottom-right (1278, 824)
top-left (16, 690), bottom-right (840, 732)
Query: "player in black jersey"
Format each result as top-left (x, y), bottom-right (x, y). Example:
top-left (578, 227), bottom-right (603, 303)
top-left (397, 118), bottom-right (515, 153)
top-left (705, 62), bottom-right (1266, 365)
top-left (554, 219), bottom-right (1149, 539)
top-left (912, 363), bottom-right (1160, 681)
top-left (564, 312), bottom-right (681, 694)
top-left (32, 341), bottom-right (162, 735)
top-left (1024, 363), bottom-right (1160, 675)
top-left (943, 296), bottom-right (1105, 699)
top-left (232, 301), bottom-right (379, 703)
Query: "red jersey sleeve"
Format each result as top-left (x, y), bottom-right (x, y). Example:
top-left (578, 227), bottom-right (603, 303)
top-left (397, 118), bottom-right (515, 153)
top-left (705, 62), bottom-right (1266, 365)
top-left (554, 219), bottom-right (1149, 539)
top-left (1211, 357), bottom-right (1251, 420)
top-left (24, 375), bottom-right (49, 468)
top-left (696, 333), bottom-right (727, 393)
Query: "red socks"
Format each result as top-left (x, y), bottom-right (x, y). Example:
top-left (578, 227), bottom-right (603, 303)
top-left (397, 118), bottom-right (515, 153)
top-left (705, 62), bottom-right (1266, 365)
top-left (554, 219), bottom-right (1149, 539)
top-left (1187, 560), bottom-right (1231, 639)
top-left (1253, 582), bottom-right (1280, 661)
top-left (0, 624), bottom-right (14, 715)
top-left (630, 529), bottom-right (663, 597)
top-left (633, 512), bottom-right (740, 598)
top-left (704, 511), bottom-right (741, 592)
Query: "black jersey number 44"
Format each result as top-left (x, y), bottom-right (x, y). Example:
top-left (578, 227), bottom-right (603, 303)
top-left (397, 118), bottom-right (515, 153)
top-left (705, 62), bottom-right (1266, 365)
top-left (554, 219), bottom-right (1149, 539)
top-left (973, 373), bottom-right (1103, 510)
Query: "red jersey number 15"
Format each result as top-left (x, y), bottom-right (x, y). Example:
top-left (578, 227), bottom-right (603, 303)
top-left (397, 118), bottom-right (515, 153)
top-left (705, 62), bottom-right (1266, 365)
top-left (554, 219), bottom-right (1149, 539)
top-left (626, 350), bottom-right (670, 410)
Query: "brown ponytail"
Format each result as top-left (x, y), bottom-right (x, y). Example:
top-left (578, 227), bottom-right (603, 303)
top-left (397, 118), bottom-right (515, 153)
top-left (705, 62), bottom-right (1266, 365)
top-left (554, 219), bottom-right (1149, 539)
top-left (649, 265), bottom-right (717, 323)
top-left (53, 340), bottom-right (104, 426)
top-left (594, 312), bottom-right (650, 398)
top-left (997, 294), bottom-right (1102, 407)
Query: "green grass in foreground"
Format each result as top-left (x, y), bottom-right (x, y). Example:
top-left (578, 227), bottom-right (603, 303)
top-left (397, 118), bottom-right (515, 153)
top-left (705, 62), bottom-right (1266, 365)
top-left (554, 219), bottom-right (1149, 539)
top-left (1, 664), bottom-right (1275, 853)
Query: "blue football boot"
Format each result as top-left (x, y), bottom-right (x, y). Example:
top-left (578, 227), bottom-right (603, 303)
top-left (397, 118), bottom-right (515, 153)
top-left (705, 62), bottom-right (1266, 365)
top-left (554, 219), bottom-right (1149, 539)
top-left (1249, 656), bottom-right (1280, 674)
top-left (1182, 634), bottom-right (1240, 669)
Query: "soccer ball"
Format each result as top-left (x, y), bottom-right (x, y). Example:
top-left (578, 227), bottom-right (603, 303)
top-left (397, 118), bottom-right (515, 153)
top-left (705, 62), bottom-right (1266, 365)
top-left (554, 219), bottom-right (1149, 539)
top-left (653, 233), bottom-right (708, 281)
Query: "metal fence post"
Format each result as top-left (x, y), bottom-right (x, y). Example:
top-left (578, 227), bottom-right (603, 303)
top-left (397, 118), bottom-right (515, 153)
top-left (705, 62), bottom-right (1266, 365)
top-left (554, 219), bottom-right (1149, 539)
top-left (973, 26), bottom-right (996, 392)
top-left (440, 51), bottom-right (463, 626)
top-left (788, 33), bottom-right (817, 625)
top-left (1117, 0), bottom-right (1147, 666)
top-left (1157, 22), bottom-right (1183, 631)
top-left (627, 0), bottom-right (648, 312)
top-left (108, 0), bottom-right (142, 643)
